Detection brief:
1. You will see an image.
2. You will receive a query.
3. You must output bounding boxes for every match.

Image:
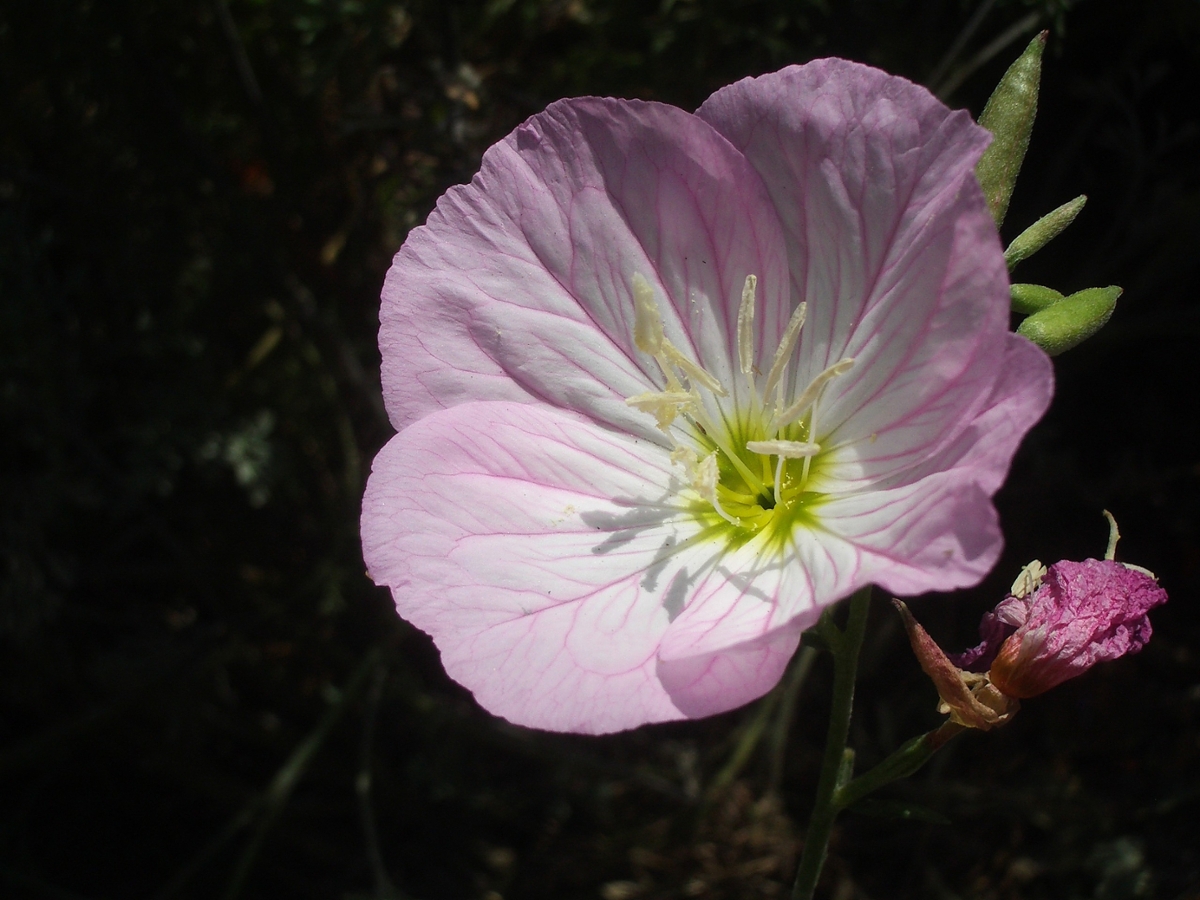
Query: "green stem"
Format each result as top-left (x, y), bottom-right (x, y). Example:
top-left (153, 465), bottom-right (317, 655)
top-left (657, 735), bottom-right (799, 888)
top-left (791, 588), bottom-right (871, 900)
top-left (833, 721), bottom-right (964, 812)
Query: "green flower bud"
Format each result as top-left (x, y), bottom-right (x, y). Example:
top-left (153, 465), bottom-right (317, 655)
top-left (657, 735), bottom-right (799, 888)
top-left (1016, 286), bottom-right (1121, 356)
top-left (1010, 283), bottom-right (1064, 315)
top-left (1005, 195), bottom-right (1088, 270)
top-left (976, 32), bottom-right (1047, 227)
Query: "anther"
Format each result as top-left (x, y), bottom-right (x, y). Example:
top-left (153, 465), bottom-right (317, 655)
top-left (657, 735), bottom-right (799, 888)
top-left (762, 302), bottom-right (807, 401)
top-left (737, 274), bottom-right (757, 379)
top-left (660, 342), bottom-right (728, 397)
top-left (746, 440), bottom-right (821, 505)
top-left (745, 439), bottom-right (821, 458)
top-left (632, 273), bottom-right (664, 355)
top-left (1010, 560), bottom-right (1047, 598)
top-left (625, 390), bottom-right (695, 429)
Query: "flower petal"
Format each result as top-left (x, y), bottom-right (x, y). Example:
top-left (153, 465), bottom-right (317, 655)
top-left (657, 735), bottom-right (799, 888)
top-left (893, 600), bottom-right (1018, 730)
top-left (816, 469), bottom-right (1003, 595)
top-left (656, 528), bottom-right (858, 662)
top-left (826, 331), bottom-right (1054, 493)
top-left (363, 400), bottom-right (765, 733)
top-left (698, 60), bottom-right (1038, 486)
top-left (656, 620), bottom-right (804, 718)
top-left (379, 98), bottom-right (792, 438)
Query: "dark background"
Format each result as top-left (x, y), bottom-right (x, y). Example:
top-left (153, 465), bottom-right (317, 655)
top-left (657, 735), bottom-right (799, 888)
top-left (2, 1), bottom-right (1198, 898)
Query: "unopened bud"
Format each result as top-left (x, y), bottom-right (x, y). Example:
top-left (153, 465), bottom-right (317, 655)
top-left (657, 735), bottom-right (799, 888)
top-left (1016, 286), bottom-right (1121, 356)
top-left (1010, 283), bottom-right (1064, 315)
top-left (976, 32), bottom-right (1047, 226)
top-left (1005, 194), bottom-right (1087, 270)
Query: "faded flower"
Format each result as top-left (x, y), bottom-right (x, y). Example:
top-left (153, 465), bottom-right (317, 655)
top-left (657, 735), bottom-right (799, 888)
top-left (897, 515), bottom-right (1167, 728)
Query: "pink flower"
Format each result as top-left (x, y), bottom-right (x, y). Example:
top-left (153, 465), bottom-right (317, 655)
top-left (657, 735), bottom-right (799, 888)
top-left (361, 60), bottom-right (1054, 733)
top-left (897, 518), bottom-right (1168, 729)
top-left (986, 559), bottom-right (1167, 698)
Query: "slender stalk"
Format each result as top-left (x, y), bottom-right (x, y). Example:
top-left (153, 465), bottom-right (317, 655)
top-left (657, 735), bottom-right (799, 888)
top-left (791, 588), bottom-right (871, 900)
top-left (833, 721), bottom-right (964, 813)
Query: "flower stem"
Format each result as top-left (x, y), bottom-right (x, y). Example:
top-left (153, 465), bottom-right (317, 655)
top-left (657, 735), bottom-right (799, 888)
top-left (832, 720), bottom-right (964, 812)
top-left (791, 587), bottom-right (871, 900)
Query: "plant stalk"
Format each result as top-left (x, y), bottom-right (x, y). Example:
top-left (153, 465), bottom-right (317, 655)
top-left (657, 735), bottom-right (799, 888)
top-left (791, 587), bottom-right (871, 900)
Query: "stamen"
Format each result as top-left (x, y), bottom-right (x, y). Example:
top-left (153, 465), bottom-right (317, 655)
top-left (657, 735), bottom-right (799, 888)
top-left (661, 341), bottom-right (728, 397)
top-left (737, 274), bottom-right (757, 378)
top-left (632, 273), bottom-right (664, 355)
top-left (1121, 563), bottom-right (1158, 579)
top-left (655, 355), bottom-right (685, 392)
top-left (625, 389), bottom-right (695, 429)
top-left (626, 390), bottom-right (695, 406)
top-left (774, 357), bottom-right (855, 430)
top-left (773, 361), bottom-right (788, 415)
top-left (692, 453), bottom-right (740, 526)
top-left (687, 397), bottom-right (768, 494)
top-left (671, 446), bottom-right (700, 473)
top-left (1010, 560), bottom-right (1047, 598)
top-left (762, 302), bottom-right (807, 401)
top-left (1101, 510), bottom-right (1158, 578)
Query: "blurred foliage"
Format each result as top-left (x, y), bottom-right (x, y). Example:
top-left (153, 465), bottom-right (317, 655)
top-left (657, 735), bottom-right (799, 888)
top-left (1, 0), bottom-right (1199, 898)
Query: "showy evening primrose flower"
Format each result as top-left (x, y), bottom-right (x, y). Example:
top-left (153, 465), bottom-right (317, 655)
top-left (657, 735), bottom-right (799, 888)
top-left (361, 60), bottom-right (1054, 733)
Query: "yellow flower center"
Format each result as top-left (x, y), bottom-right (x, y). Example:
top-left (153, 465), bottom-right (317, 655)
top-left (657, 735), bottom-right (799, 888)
top-left (625, 272), bottom-right (853, 550)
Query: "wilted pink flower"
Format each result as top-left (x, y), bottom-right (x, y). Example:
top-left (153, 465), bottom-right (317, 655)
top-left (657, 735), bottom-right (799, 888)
top-left (898, 516), bottom-right (1168, 727)
top-left (986, 558), bottom-right (1167, 698)
top-left (361, 60), bottom-right (1053, 733)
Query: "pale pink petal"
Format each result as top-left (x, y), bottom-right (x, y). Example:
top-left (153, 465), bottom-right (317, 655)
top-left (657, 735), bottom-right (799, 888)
top-left (652, 467), bottom-right (1000, 673)
top-left (823, 332), bottom-right (1053, 493)
top-left (657, 620), bottom-right (805, 718)
top-left (647, 525), bottom-right (861, 720)
top-left (698, 60), bottom-right (1030, 486)
top-left (363, 400), bottom-right (737, 733)
top-left (656, 529), bottom-right (859, 663)
top-left (816, 471), bottom-right (1002, 596)
top-left (379, 98), bottom-right (792, 438)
